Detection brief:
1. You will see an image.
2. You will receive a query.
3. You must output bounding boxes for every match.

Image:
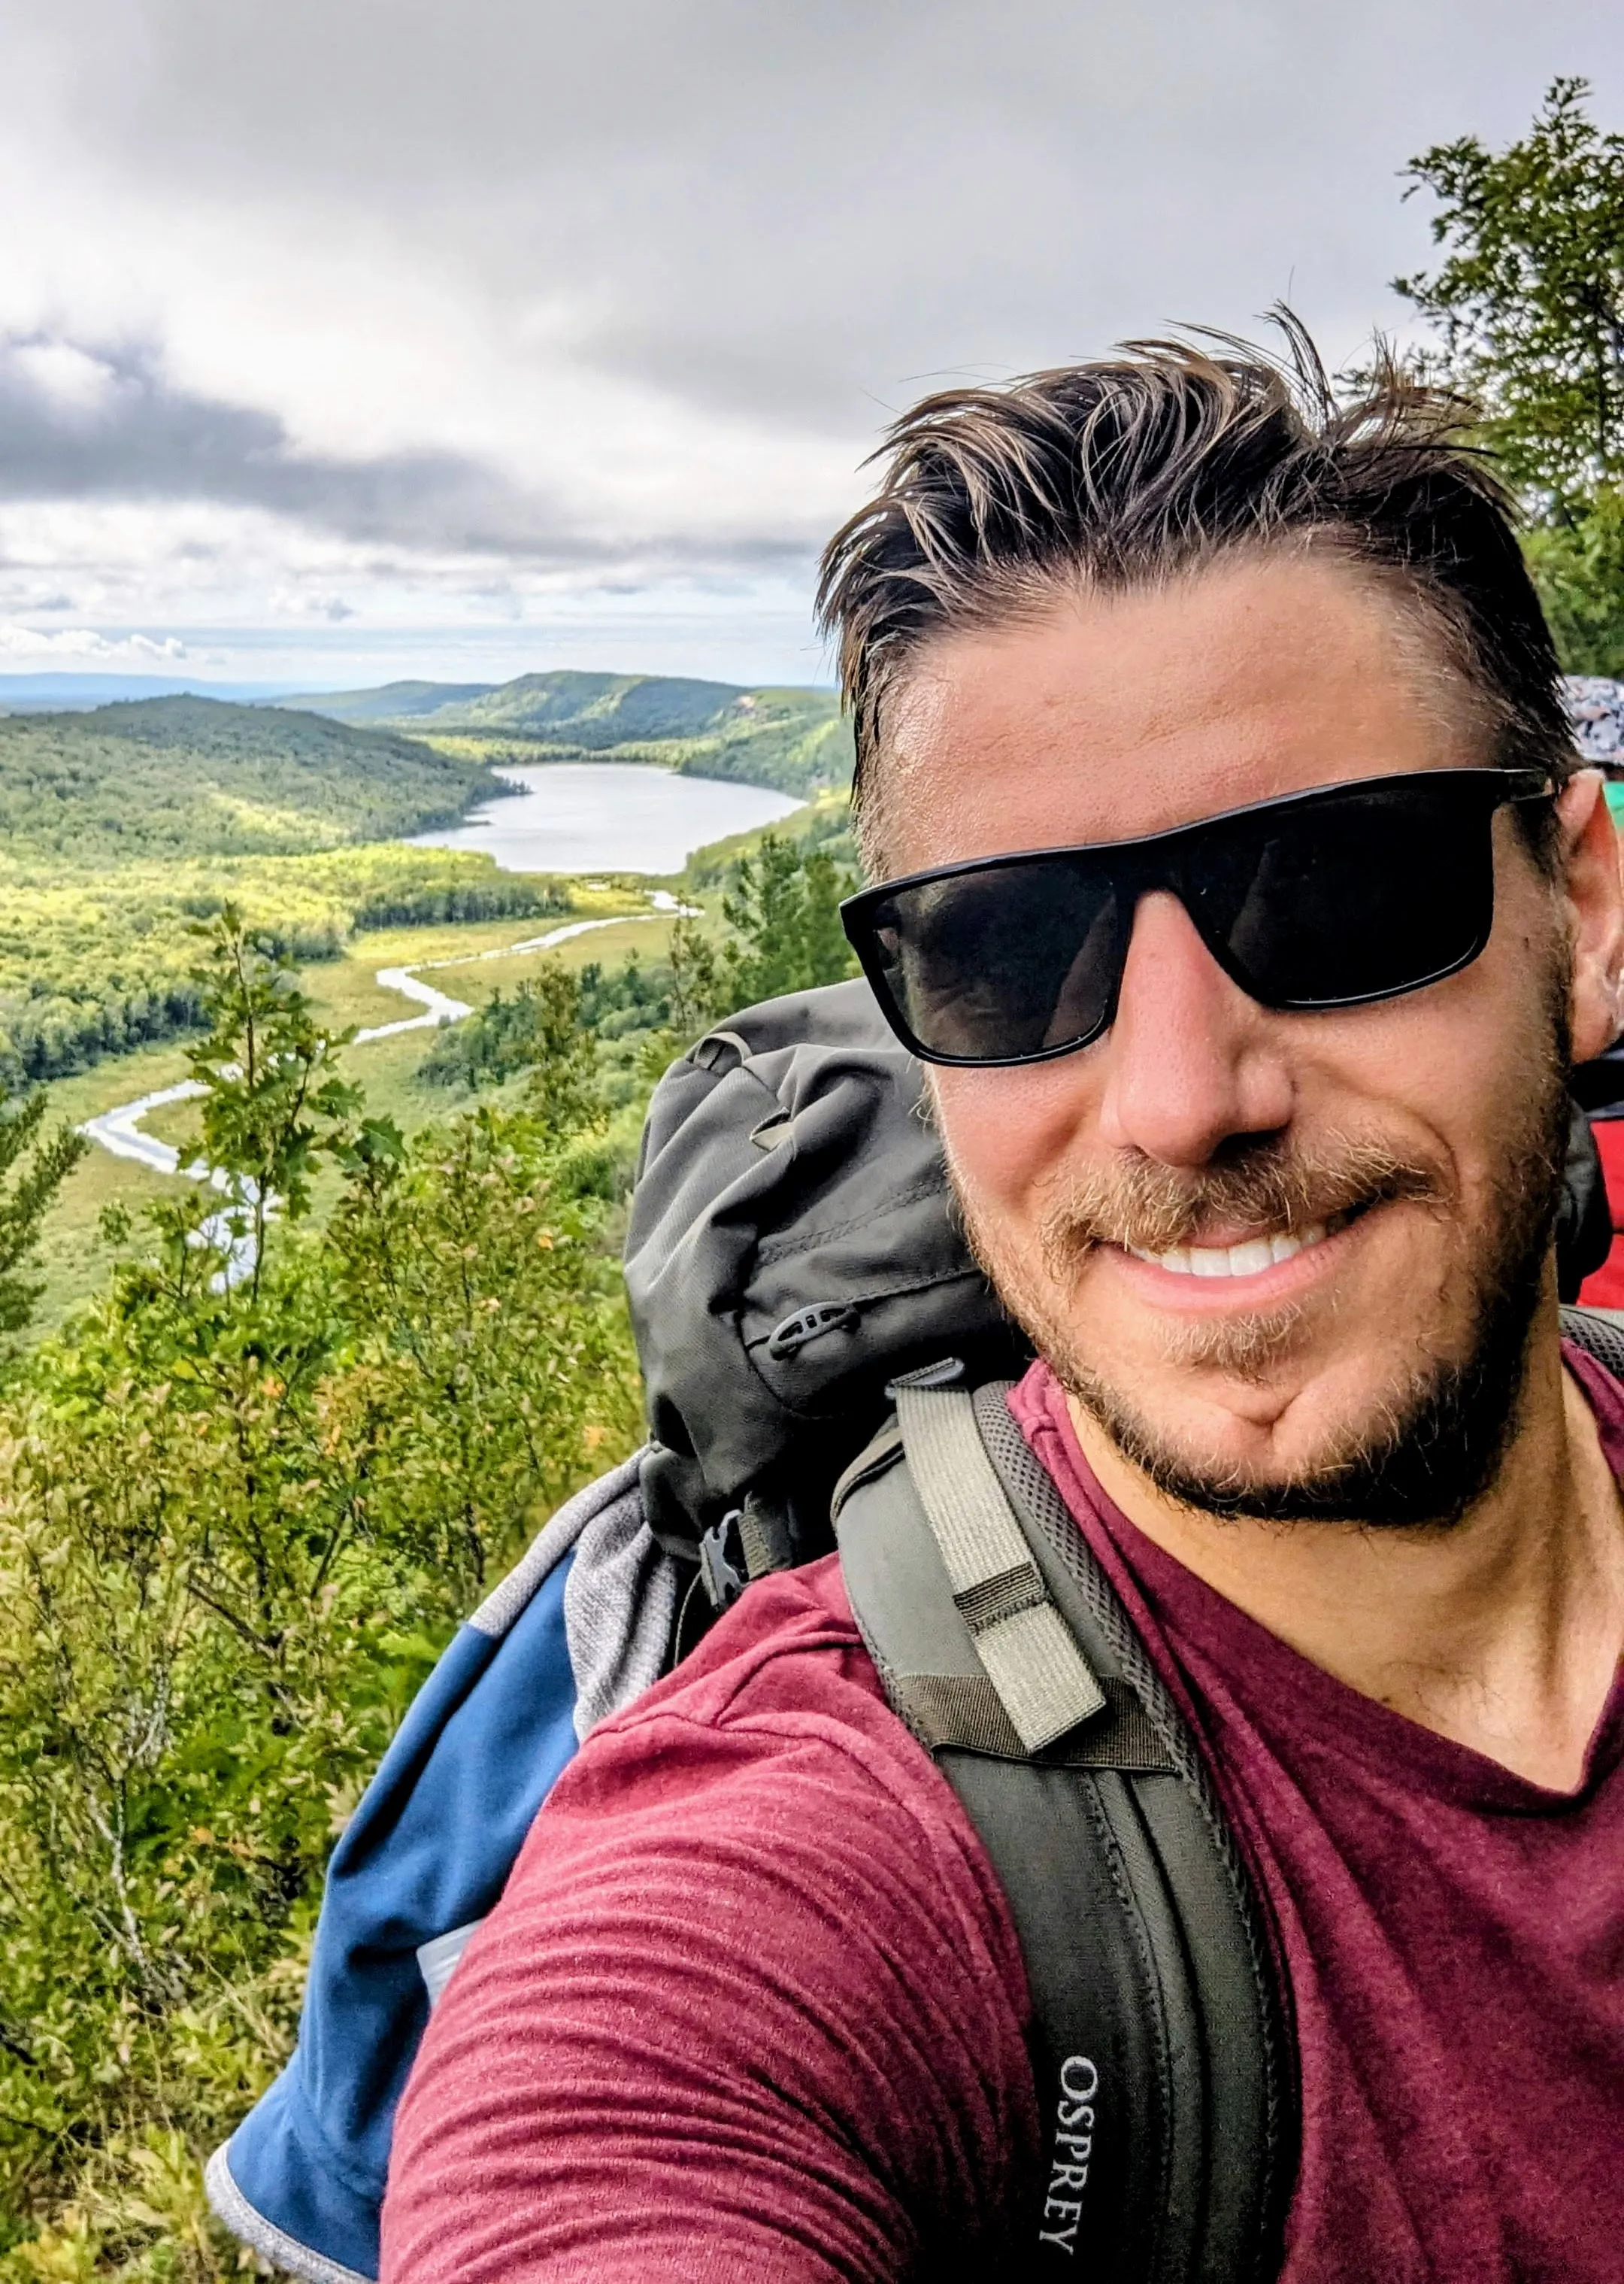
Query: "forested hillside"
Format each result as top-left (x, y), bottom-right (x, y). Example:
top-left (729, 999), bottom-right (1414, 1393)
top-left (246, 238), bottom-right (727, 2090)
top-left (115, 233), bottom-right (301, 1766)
top-left (0, 696), bottom-right (552, 1084)
top-left (285, 669), bottom-right (856, 799)
top-left (0, 696), bottom-right (490, 864)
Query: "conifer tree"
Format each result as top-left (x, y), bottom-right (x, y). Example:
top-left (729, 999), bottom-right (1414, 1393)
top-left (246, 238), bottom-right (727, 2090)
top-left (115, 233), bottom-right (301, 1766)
top-left (0, 1080), bottom-right (84, 1369)
top-left (184, 905), bottom-right (359, 1296)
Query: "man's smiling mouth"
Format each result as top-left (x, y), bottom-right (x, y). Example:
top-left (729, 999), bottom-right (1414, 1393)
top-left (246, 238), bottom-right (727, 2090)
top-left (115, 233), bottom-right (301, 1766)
top-left (1126, 1209), bottom-right (1355, 1278)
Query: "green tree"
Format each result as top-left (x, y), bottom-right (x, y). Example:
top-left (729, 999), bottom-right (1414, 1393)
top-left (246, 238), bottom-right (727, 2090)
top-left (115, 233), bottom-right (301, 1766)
top-left (665, 917), bottom-right (724, 1039)
top-left (1395, 77), bottom-right (1624, 671)
top-left (720, 833), bottom-right (858, 1007)
top-left (0, 1086), bottom-right (84, 1373)
top-left (1521, 489), bottom-right (1624, 675)
top-left (614, 836), bottom-right (861, 1094)
top-left (1397, 77), bottom-right (1624, 503)
top-left (419, 959), bottom-right (599, 1124)
top-left (183, 906), bottom-right (359, 1297)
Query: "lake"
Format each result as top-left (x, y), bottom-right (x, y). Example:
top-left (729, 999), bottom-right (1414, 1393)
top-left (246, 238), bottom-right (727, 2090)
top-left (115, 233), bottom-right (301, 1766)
top-left (411, 763), bottom-right (804, 874)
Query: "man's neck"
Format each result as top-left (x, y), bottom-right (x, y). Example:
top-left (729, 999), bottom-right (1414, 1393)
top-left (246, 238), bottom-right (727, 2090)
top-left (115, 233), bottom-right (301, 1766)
top-left (1065, 1325), bottom-right (1624, 1791)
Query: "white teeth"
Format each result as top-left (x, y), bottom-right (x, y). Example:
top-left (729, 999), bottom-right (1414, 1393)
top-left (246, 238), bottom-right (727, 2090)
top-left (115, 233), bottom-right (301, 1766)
top-left (1129, 1221), bottom-right (1329, 1278)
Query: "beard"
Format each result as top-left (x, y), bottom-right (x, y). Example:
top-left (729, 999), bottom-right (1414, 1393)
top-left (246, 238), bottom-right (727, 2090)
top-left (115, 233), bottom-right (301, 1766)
top-left (950, 1005), bottom-right (1572, 1532)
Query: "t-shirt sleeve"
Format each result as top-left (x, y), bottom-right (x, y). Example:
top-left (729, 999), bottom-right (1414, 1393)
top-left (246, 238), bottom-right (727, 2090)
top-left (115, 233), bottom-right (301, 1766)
top-left (380, 1573), bottom-right (1038, 2282)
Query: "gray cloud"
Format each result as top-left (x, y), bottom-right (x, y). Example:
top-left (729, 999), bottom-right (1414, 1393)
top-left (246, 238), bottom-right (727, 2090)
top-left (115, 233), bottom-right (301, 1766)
top-left (0, 338), bottom-right (511, 538)
top-left (42, 0), bottom-right (1624, 422)
top-left (0, 335), bottom-right (821, 569)
top-left (1, 0), bottom-right (1622, 617)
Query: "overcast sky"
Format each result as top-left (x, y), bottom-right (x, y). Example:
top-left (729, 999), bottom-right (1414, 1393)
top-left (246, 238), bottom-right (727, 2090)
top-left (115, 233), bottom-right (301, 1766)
top-left (0, 0), bottom-right (1619, 690)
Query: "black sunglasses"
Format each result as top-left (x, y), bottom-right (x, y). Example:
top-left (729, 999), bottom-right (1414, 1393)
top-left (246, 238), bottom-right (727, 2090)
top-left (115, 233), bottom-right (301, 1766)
top-left (841, 768), bottom-right (1554, 1069)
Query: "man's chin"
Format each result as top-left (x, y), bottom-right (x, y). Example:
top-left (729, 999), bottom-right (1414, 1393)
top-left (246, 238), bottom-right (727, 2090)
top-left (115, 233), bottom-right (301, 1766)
top-left (1138, 1300), bottom-right (1313, 1389)
top-left (1062, 1378), bottom-right (1378, 1527)
top-left (1059, 1336), bottom-right (1529, 1531)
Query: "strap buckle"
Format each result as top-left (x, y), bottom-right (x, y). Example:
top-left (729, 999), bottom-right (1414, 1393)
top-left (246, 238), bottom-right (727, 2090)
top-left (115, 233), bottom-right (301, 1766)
top-left (697, 1509), bottom-right (748, 1612)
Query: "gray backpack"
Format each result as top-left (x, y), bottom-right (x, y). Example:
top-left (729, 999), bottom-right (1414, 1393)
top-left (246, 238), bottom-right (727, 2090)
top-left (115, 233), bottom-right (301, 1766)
top-left (625, 976), bottom-right (1624, 2281)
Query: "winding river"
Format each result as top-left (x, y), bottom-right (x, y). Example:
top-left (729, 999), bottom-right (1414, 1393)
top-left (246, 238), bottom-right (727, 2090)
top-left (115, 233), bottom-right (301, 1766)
top-left (80, 896), bottom-right (692, 1285)
top-left (79, 757), bottom-right (798, 1281)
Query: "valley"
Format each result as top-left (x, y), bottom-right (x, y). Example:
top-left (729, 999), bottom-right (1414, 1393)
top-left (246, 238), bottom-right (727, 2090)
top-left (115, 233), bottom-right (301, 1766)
top-left (5, 666), bottom-right (856, 1336)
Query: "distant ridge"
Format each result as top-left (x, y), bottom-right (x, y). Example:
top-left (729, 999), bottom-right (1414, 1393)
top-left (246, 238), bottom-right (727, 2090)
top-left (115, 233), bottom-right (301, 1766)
top-left (279, 679), bottom-right (498, 723)
top-left (277, 669), bottom-right (853, 800)
top-left (0, 671), bottom-right (302, 711)
top-left (279, 669), bottom-right (813, 739)
top-left (425, 670), bottom-right (748, 742)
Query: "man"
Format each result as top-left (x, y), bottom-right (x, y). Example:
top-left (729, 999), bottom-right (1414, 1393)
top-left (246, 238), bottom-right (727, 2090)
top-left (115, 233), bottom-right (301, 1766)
top-left (381, 332), bottom-right (1624, 2281)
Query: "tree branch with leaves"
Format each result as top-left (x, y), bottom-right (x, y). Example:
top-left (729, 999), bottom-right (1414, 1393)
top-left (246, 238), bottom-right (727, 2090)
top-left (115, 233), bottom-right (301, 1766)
top-left (1395, 77), bottom-right (1624, 672)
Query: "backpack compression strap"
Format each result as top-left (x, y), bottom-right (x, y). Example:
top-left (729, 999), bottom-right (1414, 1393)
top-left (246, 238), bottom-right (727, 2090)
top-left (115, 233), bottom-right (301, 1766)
top-left (834, 1368), bottom-right (1292, 2284)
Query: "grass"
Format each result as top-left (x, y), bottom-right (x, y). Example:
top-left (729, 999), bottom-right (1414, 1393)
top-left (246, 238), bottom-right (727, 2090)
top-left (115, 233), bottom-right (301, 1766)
top-left (28, 898), bottom-right (672, 1336)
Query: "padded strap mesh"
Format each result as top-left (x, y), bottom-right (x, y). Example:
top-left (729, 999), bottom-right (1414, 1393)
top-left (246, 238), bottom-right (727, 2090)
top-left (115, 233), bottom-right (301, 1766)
top-left (894, 1379), bottom-right (1106, 1751)
top-left (1561, 1301), bottom-right (1624, 1379)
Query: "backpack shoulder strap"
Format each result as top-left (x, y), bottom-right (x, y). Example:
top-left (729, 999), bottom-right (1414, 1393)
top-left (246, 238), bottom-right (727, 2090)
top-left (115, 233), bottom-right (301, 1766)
top-left (1560, 1300), bottom-right (1624, 1379)
top-left (834, 1369), bottom-right (1293, 2283)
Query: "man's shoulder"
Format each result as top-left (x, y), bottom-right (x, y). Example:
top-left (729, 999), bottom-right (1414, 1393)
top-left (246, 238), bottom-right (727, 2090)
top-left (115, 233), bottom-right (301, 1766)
top-left (537, 1551), bottom-right (970, 1849)
top-left (481, 1545), bottom-right (1033, 2056)
top-left (607, 1548), bottom-right (888, 1733)
top-left (386, 1552), bottom-right (1039, 2282)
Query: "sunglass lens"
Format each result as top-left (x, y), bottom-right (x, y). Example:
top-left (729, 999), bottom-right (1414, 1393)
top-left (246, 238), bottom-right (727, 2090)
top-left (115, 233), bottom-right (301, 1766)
top-left (865, 859), bottom-right (1123, 1061)
top-left (1188, 780), bottom-right (1496, 1007)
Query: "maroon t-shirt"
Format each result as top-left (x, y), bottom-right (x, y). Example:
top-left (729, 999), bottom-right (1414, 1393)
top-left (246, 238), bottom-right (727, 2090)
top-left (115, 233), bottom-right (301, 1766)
top-left (382, 1353), bottom-right (1624, 2283)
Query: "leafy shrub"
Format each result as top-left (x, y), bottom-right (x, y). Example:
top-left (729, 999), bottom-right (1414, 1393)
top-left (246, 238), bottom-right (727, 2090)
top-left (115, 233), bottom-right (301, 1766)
top-left (0, 933), bottom-right (641, 2276)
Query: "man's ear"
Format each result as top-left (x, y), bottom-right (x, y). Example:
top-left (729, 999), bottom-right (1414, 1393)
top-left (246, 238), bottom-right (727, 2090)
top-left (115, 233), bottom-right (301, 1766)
top-left (1559, 770), bottom-right (1624, 1063)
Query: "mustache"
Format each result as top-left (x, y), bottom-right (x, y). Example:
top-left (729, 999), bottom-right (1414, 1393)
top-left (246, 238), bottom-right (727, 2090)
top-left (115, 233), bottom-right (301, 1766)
top-left (1036, 1131), bottom-right (1449, 1270)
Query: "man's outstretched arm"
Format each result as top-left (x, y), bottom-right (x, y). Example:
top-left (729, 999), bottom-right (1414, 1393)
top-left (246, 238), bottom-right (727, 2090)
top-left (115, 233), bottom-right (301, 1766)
top-left (380, 1570), bottom-right (1038, 2282)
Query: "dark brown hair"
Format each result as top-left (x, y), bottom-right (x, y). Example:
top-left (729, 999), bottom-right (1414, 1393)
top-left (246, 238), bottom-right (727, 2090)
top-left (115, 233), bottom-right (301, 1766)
top-left (817, 317), bottom-right (1575, 854)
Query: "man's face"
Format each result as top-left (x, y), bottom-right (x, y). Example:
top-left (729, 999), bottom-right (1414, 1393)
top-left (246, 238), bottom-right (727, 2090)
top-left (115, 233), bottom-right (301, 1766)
top-left (880, 553), bottom-right (1621, 1524)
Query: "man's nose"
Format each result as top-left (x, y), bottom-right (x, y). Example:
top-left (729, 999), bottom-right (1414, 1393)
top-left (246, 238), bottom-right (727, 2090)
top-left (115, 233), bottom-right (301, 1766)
top-left (1095, 890), bottom-right (1295, 1168)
